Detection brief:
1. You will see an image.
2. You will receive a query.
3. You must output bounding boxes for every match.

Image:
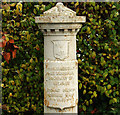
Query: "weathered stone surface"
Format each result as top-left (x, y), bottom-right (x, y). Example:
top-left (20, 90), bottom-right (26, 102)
top-left (44, 60), bottom-right (78, 110)
top-left (35, 2), bottom-right (86, 113)
top-left (44, 35), bottom-right (77, 61)
top-left (35, 2), bottom-right (86, 23)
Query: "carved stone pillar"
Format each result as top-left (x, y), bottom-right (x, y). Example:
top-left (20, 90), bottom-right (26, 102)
top-left (35, 2), bottom-right (86, 114)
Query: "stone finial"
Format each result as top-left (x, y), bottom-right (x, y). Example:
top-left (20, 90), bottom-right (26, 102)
top-left (56, 2), bottom-right (64, 12)
top-left (56, 2), bottom-right (63, 6)
top-left (35, 2), bottom-right (86, 23)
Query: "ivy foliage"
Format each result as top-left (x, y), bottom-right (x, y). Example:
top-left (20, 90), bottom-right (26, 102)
top-left (2, 2), bottom-right (120, 114)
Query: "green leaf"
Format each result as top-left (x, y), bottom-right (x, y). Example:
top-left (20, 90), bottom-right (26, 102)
top-left (103, 72), bottom-right (108, 78)
top-left (79, 83), bottom-right (82, 89)
top-left (83, 90), bottom-right (86, 95)
top-left (90, 99), bottom-right (93, 104)
top-left (107, 84), bottom-right (111, 89)
top-left (109, 99), bottom-right (113, 104)
top-left (82, 105), bottom-right (86, 111)
top-left (93, 91), bottom-right (97, 97)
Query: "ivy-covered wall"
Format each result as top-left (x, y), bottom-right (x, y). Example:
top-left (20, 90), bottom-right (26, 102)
top-left (2, 2), bottom-right (120, 114)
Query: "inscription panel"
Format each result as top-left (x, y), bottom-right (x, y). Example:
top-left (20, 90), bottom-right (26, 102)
top-left (44, 60), bottom-right (78, 110)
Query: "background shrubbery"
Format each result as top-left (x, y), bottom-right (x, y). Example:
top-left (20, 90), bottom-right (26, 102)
top-left (2, 2), bottom-right (120, 114)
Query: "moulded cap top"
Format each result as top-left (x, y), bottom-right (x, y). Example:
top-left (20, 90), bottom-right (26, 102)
top-left (35, 2), bottom-right (86, 23)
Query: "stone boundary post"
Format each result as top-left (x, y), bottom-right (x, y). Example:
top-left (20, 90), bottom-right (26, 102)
top-left (35, 2), bottom-right (86, 114)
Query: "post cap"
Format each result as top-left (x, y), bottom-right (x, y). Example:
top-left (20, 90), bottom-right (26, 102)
top-left (35, 2), bottom-right (86, 23)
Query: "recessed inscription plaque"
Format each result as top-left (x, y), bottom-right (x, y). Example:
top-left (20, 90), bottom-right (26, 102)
top-left (44, 60), bottom-right (78, 110)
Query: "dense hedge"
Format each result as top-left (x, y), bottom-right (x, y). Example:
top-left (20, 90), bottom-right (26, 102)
top-left (2, 2), bottom-right (120, 114)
